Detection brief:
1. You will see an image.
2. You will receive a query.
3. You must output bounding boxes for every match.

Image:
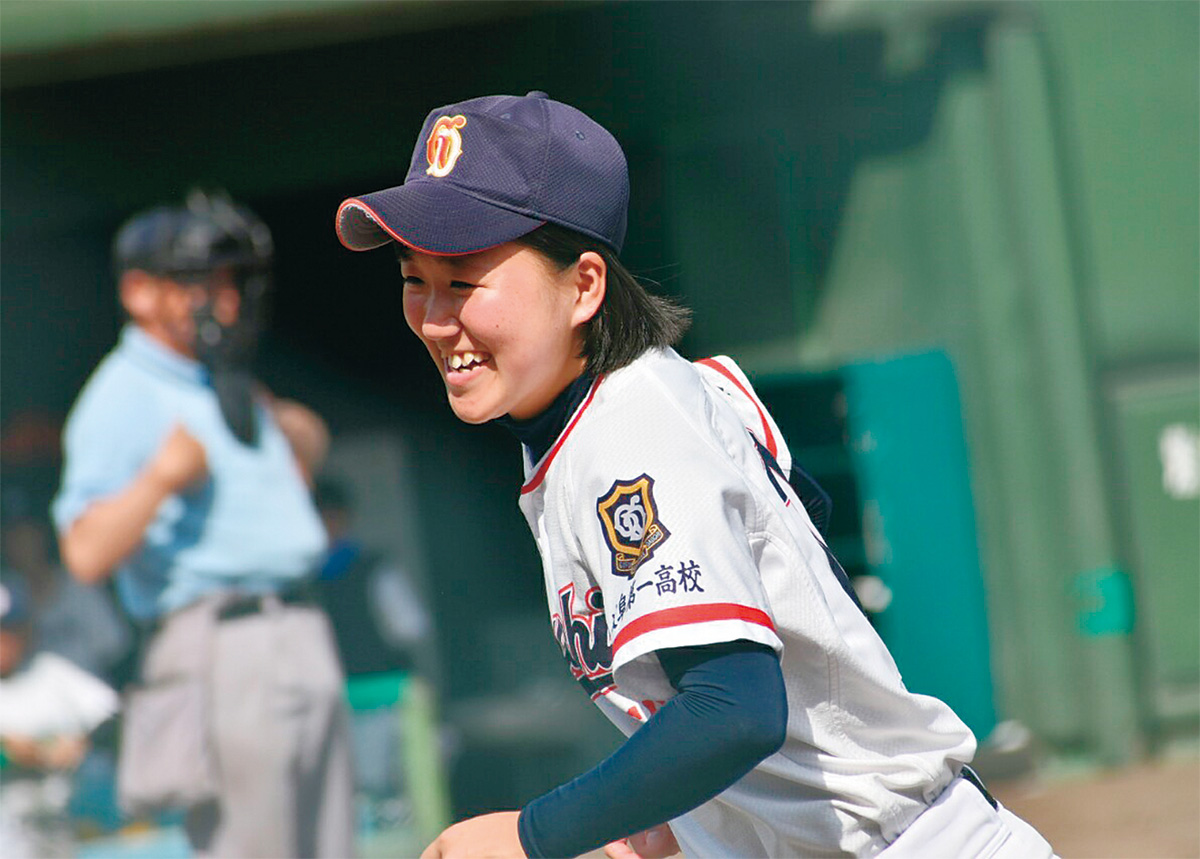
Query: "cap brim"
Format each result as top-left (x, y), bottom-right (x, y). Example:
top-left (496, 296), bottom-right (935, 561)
top-left (335, 180), bottom-right (546, 256)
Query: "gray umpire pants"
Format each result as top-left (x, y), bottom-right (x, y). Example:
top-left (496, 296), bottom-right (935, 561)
top-left (140, 593), bottom-right (356, 858)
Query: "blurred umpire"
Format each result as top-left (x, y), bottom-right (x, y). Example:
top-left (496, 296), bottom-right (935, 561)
top-left (52, 191), bottom-right (354, 857)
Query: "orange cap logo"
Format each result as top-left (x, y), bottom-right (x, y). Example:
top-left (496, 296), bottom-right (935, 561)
top-left (425, 115), bottom-right (467, 177)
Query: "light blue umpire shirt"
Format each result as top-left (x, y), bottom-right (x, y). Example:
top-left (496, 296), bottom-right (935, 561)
top-left (53, 325), bottom-right (328, 622)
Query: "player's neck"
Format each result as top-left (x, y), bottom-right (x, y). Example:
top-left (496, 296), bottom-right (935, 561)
top-left (495, 370), bottom-right (595, 462)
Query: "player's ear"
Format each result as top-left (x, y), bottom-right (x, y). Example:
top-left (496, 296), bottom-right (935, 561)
top-left (118, 270), bottom-right (162, 323)
top-left (570, 251), bottom-right (606, 328)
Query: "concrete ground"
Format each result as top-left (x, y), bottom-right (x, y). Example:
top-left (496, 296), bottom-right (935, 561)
top-left (990, 754), bottom-right (1200, 859)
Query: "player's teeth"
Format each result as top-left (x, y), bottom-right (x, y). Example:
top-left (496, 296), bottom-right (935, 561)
top-left (448, 351), bottom-right (488, 371)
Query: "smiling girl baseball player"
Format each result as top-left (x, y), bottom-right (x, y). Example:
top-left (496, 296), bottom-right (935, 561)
top-left (335, 91), bottom-right (1056, 859)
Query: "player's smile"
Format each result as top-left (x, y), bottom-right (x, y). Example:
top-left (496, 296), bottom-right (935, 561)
top-left (444, 350), bottom-right (492, 378)
top-left (400, 242), bottom-right (601, 425)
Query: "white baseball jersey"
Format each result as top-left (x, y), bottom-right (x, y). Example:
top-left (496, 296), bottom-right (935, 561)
top-left (516, 347), bottom-right (977, 857)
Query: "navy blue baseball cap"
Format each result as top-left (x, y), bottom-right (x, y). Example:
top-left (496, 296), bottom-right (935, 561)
top-left (336, 91), bottom-right (629, 256)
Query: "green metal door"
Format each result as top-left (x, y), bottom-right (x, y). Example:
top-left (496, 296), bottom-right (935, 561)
top-left (1107, 370), bottom-right (1200, 741)
top-left (842, 351), bottom-right (998, 740)
top-left (757, 351), bottom-right (998, 740)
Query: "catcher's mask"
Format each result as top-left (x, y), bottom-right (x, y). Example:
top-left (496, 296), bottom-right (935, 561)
top-left (113, 190), bottom-right (274, 446)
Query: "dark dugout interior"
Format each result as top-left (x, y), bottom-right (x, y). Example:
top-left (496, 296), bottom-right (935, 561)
top-left (1, 1), bottom-right (988, 815)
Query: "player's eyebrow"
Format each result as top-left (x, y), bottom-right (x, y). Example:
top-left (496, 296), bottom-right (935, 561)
top-left (443, 255), bottom-right (499, 283)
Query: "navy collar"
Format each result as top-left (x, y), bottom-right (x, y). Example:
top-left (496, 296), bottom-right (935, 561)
top-left (495, 372), bottom-right (595, 464)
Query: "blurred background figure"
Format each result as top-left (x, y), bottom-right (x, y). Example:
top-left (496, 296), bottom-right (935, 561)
top-left (1, 487), bottom-right (132, 685)
top-left (313, 475), bottom-right (433, 679)
top-left (51, 190), bottom-right (354, 858)
top-left (273, 399), bottom-right (332, 488)
top-left (1, 485), bottom-right (132, 840)
top-left (312, 472), bottom-right (446, 850)
top-left (0, 572), bottom-right (120, 859)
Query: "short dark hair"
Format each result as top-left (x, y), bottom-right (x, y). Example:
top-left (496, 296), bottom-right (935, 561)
top-left (515, 223), bottom-right (690, 375)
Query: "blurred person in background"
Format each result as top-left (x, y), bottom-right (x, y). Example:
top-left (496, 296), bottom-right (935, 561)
top-left (1, 487), bottom-right (132, 685)
top-left (2, 486), bottom-right (132, 837)
top-left (0, 573), bottom-right (120, 858)
top-left (313, 475), bottom-right (434, 679)
top-left (51, 190), bottom-right (354, 858)
top-left (313, 475), bottom-right (440, 834)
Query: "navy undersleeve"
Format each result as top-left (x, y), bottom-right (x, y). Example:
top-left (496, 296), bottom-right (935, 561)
top-left (517, 640), bottom-right (786, 858)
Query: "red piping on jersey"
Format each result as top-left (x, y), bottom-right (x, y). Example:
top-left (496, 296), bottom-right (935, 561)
top-left (696, 357), bottom-right (777, 459)
top-left (611, 603), bottom-right (776, 654)
top-left (520, 375), bottom-right (605, 494)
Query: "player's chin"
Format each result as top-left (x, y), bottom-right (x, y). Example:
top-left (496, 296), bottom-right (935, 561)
top-left (445, 392), bottom-right (500, 425)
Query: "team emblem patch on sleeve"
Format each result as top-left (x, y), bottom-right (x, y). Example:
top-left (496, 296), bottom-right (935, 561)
top-left (597, 475), bottom-right (671, 578)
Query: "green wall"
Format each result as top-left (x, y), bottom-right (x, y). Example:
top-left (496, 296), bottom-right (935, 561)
top-left (673, 1), bottom-right (1199, 761)
top-left (1039, 0), bottom-right (1199, 365)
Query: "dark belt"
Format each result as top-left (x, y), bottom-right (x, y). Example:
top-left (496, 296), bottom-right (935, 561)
top-left (960, 764), bottom-right (999, 810)
top-left (216, 583), bottom-right (314, 622)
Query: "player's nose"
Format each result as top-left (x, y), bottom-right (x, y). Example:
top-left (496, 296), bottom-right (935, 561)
top-left (418, 287), bottom-right (460, 339)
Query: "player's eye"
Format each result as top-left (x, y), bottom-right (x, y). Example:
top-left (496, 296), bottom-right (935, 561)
top-left (449, 280), bottom-right (476, 291)
top-left (401, 275), bottom-right (424, 288)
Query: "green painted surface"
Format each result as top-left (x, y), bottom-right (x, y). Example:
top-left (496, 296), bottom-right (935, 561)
top-left (842, 351), bottom-right (999, 739)
top-left (346, 671), bottom-right (411, 712)
top-left (988, 18), bottom-right (1141, 762)
top-left (1108, 373), bottom-right (1200, 725)
top-left (933, 71), bottom-right (1084, 739)
top-left (787, 7), bottom-right (1189, 761)
top-left (1074, 567), bottom-right (1137, 637)
top-left (0, 0), bottom-right (372, 53)
top-left (1036, 0), bottom-right (1200, 365)
top-left (785, 62), bottom-right (1094, 744)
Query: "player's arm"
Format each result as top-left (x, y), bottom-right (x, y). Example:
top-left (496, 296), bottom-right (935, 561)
top-left (60, 425), bottom-right (206, 584)
top-left (1, 734), bottom-right (89, 771)
top-left (516, 640), bottom-right (787, 858)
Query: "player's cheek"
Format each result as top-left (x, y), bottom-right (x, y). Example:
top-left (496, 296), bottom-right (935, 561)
top-left (401, 292), bottom-right (426, 338)
top-left (400, 299), bottom-right (441, 375)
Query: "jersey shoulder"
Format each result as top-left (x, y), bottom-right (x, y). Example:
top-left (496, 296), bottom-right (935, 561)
top-left (692, 355), bottom-right (794, 474)
top-left (576, 348), bottom-right (738, 459)
top-left (581, 348), bottom-right (785, 464)
top-left (543, 349), bottom-right (763, 501)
